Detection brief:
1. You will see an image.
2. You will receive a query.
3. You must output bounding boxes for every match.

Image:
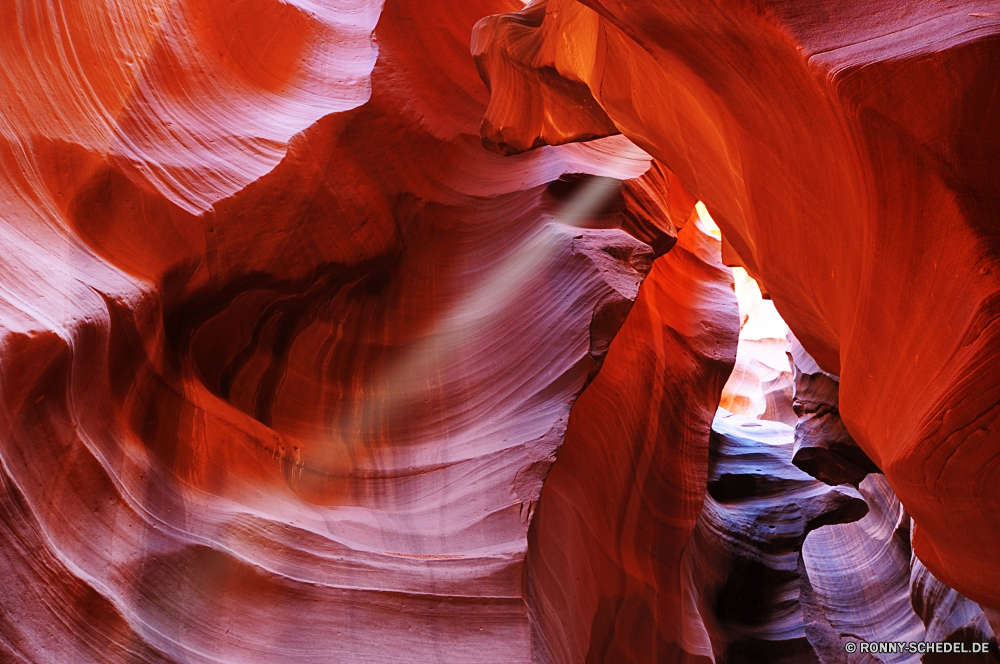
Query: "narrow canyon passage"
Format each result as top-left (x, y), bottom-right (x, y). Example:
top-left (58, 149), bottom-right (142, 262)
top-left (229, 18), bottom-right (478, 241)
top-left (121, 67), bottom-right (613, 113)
top-left (525, 203), bottom-right (999, 662)
top-left (1, 0), bottom-right (999, 662)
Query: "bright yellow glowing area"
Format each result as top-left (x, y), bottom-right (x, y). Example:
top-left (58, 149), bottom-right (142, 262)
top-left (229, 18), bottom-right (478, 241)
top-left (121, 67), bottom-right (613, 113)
top-left (690, 199), bottom-right (793, 422)
top-left (719, 267), bottom-right (795, 423)
top-left (695, 201), bottom-right (722, 239)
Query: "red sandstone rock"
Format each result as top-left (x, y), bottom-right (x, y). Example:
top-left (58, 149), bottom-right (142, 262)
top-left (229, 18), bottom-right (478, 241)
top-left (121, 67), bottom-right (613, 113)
top-left (0, 0), bottom-right (672, 661)
top-left (475, 0), bottom-right (1000, 612)
top-left (524, 218), bottom-right (738, 663)
top-left (3, 0), bottom-right (1000, 660)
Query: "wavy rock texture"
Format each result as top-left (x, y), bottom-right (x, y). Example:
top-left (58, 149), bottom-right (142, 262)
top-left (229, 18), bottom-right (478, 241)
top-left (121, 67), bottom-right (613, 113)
top-left (787, 334), bottom-right (881, 488)
top-left (524, 217), bottom-right (738, 664)
top-left (474, 0), bottom-right (1000, 610)
top-left (802, 475), bottom-right (926, 664)
top-left (803, 474), bottom-right (999, 663)
top-left (0, 0), bottom-right (384, 215)
top-left (0, 0), bottom-right (709, 661)
top-left (911, 555), bottom-right (998, 660)
top-left (688, 412), bottom-right (867, 664)
top-left (5, 0), bottom-right (1000, 661)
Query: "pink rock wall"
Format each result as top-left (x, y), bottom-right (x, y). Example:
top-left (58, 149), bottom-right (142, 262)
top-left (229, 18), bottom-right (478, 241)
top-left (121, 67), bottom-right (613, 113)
top-left (0, 0), bottom-right (678, 661)
top-left (2, 0), bottom-right (999, 661)
top-left (474, 0), bottom-right (1000, 613)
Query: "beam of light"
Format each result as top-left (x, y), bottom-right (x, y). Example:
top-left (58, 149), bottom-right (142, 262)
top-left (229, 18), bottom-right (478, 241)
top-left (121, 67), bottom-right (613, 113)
top-left (336, 175), bottom-right (622, 455)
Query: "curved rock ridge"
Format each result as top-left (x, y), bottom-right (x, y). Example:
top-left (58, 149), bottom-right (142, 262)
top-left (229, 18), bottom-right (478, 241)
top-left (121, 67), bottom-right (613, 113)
top-left (802, 475), bottom-right (926, 664)
top-left (803, 474), bottom-right (999, 663)
top-left (911, 555), bottom-right (998, 660)
top-left (0, 0), bottom-right (711, 660)
top-left (787, 334), bottom-right (881, 488)
top-left (471, 0), bottom-right (619, 156)
top-left (695, 287), bottom-right (993, 664)
top-left (523, 217), bottom-right (739, 664)
top-left (688, 411), bottom-right (868, 664)
top-left (474, 0), bottom-right (1000, 608)
top-left (5, 0), bottom-right (1000, 660)
top-left (0, 0), bottom-right (385, 215)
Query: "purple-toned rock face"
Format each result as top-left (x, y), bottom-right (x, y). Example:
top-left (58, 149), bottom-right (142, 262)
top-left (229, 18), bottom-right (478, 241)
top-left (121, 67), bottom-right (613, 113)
top-left (1, 0), bottom-right (999, 661)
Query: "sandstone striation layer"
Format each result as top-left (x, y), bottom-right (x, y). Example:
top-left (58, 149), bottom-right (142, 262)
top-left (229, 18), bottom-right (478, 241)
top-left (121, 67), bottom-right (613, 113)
top-left (2, 0), bottom-right (1000, 661)
top-left (691, 412), bottom-right (868, 664)
top-left (474, 0), bottom-right (1000, 611)
top-left (0, 0), bottom-right (685, 661)
top-left (525, 217), bottom-right (738, 664)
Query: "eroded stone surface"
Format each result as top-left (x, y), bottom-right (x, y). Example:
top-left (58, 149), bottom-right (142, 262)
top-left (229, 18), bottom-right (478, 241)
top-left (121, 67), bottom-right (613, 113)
top-left (0, 0), bottom-right (679, 661)
top-left (3, 0), bottom-right (1000, 660)
top-left (475, 0), bottom-right (1000, 611)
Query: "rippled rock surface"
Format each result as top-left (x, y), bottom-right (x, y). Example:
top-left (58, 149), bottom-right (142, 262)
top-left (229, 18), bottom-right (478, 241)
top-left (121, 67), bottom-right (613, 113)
top-left (475, 0), bottom-right (1000, 613)
top-left (690, 412), bottom-right (868, 664)
top-left (525, 217), bottom-right (738, 664)
top-left (0, 0), bottom-right (673, 661)
top-left (4, 0), bottom-right (1000, 661)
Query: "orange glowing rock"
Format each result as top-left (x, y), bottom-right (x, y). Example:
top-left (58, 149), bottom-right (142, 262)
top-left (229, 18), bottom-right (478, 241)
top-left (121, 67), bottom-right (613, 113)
top-left (3, 0), bottom-right (999, 660)
top-left (0, 0), bottom-right (675, 660)
top-left (475, 0), bottom-right (1000, 614)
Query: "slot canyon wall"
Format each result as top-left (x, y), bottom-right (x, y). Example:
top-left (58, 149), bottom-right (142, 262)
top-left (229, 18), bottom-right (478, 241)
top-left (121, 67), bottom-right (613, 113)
top-left (0, 0), bottom-right (998, 663)
top-left (474, 0), bottom-right (1000, 659)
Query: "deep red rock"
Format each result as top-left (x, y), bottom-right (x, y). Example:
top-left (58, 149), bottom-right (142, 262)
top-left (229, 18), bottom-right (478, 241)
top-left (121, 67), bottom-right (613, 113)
top-left (524, 218), bottom-right (738, 663)
top-left (475, 0), bottom-right (1000, 612)
top-left (0, 0), bottom-right (669, 661)
top-left (3, 0), bottom-right (1000, 660)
